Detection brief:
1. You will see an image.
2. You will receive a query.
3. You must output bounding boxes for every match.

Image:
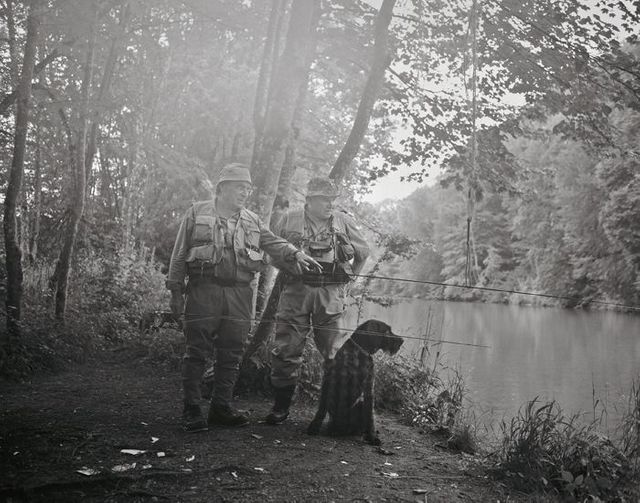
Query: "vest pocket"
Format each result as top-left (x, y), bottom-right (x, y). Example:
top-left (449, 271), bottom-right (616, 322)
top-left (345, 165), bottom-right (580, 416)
top-left (241, 222), bottom-right (265, 272)
top-left (186, 244), bottom-right (223, 264)
top-left (193, 215), bottom-right (215, 244)
top-left (335, 232), bottom-right (355, 262)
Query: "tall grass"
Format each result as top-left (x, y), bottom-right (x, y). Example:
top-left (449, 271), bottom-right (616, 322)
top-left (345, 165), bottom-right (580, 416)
top-left (494, 397), bottom-right (638, 501)
top-left (619, 378), bottom-right (640, 471)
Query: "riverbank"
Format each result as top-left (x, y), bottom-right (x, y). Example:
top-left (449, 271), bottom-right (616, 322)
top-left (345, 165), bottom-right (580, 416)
top-left (0, 356), bottom-right (522, 502)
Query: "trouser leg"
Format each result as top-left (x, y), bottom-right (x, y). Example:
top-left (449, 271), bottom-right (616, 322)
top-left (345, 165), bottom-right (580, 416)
top-left (182, 281), bottom-right (222, 406)
top-left (312, 284), bottom-right (347, 360)
top-left (211, 285), bottom-right (253, 407)
top-left (270, 283), bottom-right (312, 389)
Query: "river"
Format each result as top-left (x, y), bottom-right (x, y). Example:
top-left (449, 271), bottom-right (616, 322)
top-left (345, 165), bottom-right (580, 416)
top-left (346, 299), bottom-right (640, 427)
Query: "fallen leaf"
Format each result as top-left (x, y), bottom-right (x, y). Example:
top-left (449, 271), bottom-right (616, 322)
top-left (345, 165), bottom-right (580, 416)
top-left (274, 440), bottom-right (281, 445)
top-left (76, 467), bottom-right (98, 476)
top-left (142, 464), bottom-right (152, 470)
top-left (382, 472), bottom-right (399, 478)
top-left (251, 434), bottom-right (263, 440)
top-left (561, 470), bottom-right (574, 484)
top-left (186, 455), bottom-right (195, 462)
top-left (13, 452), bottom-right (19, 456)
top-left (157, 452), bottom-right (166, 458)
top-left (120, 449), bottom-right (146, 456)
top-left (384, 462), bottom-right (393, 466)
top-left (140, 422), bottom-right (149, 426)
top-left (181, 468), bottom-right (192, 473)
top-left (340, 461), bottom-right (348, 465)
top-left (151, 437), bottom-right (159, 444)
top-left (254, 467), bottom-right (266, 473)
top-left (112, 463), bottom-right (136, 473)
top-left (231, 471), bottom-right (238, 479)
top-left (376, 447), bottom-right (395, 456)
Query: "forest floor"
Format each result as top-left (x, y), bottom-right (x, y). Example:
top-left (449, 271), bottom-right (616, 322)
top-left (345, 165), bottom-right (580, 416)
top-left (0, 354), bottom-right (527, 503)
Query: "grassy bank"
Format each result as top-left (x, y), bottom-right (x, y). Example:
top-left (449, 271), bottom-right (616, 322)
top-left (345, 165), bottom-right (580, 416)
top-left (369, 350), bottom-right (640, 501)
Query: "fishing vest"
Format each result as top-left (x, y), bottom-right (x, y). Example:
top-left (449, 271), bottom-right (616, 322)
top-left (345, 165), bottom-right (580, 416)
top-left (280, 209), bottom-right (356, 277)
top-left (185, 200), bottom-right (266, 278)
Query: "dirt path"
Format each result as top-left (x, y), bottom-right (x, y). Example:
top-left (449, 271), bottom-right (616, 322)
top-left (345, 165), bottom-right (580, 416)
top-left (1, 358), bottom-right (523, 502)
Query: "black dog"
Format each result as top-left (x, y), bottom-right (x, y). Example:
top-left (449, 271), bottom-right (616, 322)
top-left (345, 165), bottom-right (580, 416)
top-left (307, 319), bottom-right (403, 445)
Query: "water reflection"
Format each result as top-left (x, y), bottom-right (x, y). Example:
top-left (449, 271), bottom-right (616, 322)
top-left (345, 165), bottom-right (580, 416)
top-left (346, 300), bottom-right (640, 425)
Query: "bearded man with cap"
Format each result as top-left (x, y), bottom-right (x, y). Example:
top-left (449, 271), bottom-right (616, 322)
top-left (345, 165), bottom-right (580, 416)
top-left (265, 176), bottom-right (370, 425)
top-left (166, 163), bottom-right (321, 432)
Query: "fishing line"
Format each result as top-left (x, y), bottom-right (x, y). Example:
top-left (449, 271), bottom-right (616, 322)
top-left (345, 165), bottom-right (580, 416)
top-left (350, 273), bottom-right (640, 312)
top-left (175, 313), bottom-right (490, 349)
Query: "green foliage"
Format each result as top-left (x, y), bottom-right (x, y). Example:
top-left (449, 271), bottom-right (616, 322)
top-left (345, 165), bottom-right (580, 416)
top-left (0, 247), bottom-right (168, 378)
top-left (375, 356), bottom-right (467, 440)
top-left (365, 113), bottom-right (640, 308)
top-left (495, 398), bottom-right (637, 501)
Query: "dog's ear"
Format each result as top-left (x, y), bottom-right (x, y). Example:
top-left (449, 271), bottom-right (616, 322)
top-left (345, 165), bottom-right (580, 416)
top-left (352, 320), bottom-right (402, 355)
top-left (352, 320), bottom-right (386, 354)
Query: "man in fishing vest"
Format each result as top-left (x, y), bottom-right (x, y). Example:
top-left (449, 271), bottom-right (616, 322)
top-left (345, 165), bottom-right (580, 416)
top-left (166, 163), bottom-right (322, 432)
top-left (265, 176), bottom-right (370, 424)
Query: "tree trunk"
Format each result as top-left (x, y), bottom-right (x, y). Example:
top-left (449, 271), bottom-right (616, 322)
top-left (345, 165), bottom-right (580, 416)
top-left (250, 0), bottom-right (321, 223)
top-left (250, 0), bottom-right (287, 169)
top-left (122, 115), bottom-right (141, 251)
top-left (252, 5), bottom-right (319, 312)
top-left (85, 1), bottom-right (130, 179)
top-left (19, 203), bottom-right (29, 260)
top-left (5, 0), bottom-right (20, 84)
top-left (241, 0), bottom-right (396, 370)
top-left (30, 132), bottom-right (42, 262)
top-left (2, 0), bottom-right (43, 338)
top-left (329, 0), bottom-right (396, 183)
top-left (0, 48), bottom-right (62, 116)
top-left (275, 65), bottom-right (313, 205)
top-left (54, 3), bottom-right (97, 320)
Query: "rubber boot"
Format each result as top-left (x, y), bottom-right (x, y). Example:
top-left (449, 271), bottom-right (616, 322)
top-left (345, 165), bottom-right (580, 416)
top-left (183, 403), bottom-right (208, 433)
top-left (182, 357), bottom-right (208, 432)
top-left (208, 398), bottom-right (249, 427)
top-left (265, 385), bottom-right (296, 425)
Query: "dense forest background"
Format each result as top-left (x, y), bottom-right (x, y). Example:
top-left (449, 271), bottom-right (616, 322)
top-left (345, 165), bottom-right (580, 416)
top-left (1, 0), bottom-right (640, 365)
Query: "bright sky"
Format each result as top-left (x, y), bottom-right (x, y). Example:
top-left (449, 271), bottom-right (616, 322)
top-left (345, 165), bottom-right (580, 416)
top-left (360, 163), bottom-right (439, 203)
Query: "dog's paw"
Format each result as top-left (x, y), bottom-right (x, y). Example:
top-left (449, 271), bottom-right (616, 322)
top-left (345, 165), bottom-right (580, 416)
top-left (307, 421), bottom-right (321, 436)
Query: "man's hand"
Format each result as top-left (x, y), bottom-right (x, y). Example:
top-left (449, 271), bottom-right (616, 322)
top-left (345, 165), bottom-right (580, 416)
top-left (169, 290), bottom-right (184, 321)
top-left (294, 251), bottom-right (323, 274)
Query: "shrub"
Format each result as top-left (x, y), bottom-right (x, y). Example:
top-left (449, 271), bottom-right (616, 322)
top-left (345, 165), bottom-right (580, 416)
top-left (1, 246), bottom-right (169, 378)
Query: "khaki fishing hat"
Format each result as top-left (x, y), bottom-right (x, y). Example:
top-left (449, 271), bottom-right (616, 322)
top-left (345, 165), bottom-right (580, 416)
top-left (306, 177), bottom-right (339, 199)
top-left (216, 163), bottom-right (252, 186)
